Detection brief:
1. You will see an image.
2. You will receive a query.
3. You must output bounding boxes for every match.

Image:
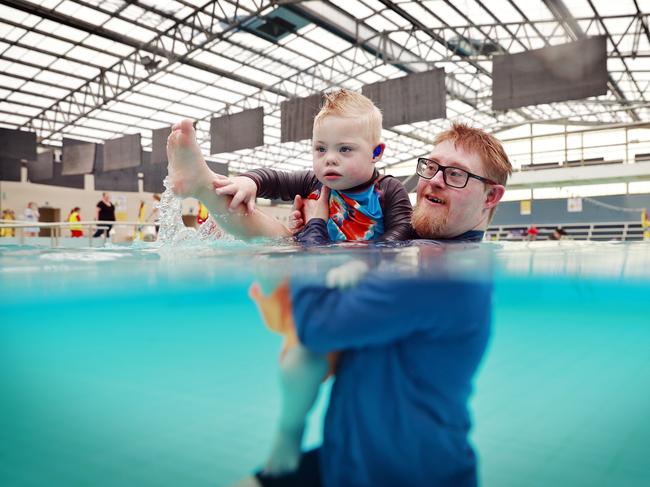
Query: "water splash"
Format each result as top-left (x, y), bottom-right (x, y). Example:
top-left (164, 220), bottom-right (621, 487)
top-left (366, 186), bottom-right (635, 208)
top-left (155, 176), bottom-right (233, 246)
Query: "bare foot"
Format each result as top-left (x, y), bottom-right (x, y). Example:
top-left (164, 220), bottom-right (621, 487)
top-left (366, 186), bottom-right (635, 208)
top-left (264, 426), bottom-right (303, 475)
top-left (166, 119), bottom-right (214, 198)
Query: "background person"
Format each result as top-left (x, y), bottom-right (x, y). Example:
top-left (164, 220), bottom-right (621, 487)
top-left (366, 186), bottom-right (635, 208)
top-left (23, 202), bottom-right (40, 237)
top-left (67, 207), bottom-right (83, 237)
top-left (93, 192), bottom-right (115, 238)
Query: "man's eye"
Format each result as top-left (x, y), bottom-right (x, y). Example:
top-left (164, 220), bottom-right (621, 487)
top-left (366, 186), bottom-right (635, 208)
top-left (449, 168), bottom-right (465, 178)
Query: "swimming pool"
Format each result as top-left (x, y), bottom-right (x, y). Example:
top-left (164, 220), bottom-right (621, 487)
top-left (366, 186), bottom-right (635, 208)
top-left (1, 240), bottom-right (649, 486)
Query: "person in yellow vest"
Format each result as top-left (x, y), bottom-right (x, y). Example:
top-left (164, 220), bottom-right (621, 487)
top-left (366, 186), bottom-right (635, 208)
top-left (642, 209), bottom-right (650, 241)
top-left (68, 207), bottom-right (83, 237)
top-left (197, 201), bottom-right (209, 225)
top-left (1, 209), bottom-right (16, 237)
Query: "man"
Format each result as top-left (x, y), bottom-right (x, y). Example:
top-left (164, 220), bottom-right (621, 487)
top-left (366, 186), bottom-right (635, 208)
top-left (236, 123), bottom-right (512, 487)
top-left (93, 192), bottom-right (116, 238)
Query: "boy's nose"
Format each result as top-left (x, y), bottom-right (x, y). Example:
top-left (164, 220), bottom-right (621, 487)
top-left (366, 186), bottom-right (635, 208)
top-left (325, 153), bottom-right (339, 165)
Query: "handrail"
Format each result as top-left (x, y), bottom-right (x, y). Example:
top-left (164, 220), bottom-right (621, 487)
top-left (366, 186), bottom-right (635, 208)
top-left (486, 221), bottom-right (647, 242)
top-left (0, 220), bottom-right (158, 247)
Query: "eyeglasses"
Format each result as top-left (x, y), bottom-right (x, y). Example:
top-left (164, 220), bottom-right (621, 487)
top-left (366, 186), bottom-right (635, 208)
top-left (416, 157), bottom-right (498, 189)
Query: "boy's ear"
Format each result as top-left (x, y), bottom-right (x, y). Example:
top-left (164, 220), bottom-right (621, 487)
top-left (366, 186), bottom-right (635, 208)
top-left (372, 143), bottom-right (386, 161)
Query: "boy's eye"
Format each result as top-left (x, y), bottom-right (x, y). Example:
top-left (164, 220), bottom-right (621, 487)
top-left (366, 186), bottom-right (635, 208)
top-left (314, 146), bottom-right (326, 153)
top-left (339, 146), bottom-right (352, 153)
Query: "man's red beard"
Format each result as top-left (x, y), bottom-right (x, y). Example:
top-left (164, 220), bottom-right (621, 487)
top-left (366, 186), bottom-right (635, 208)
top-left (411, 202), bottom-right (449, 239)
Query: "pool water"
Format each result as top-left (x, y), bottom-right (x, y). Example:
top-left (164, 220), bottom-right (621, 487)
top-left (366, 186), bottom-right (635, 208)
top-left (1, 241), bottom-right (649, 486)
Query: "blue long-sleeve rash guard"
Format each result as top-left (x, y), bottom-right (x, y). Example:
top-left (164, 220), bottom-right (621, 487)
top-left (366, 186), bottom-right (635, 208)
top-left (290, 254), bottom-right (492, 486)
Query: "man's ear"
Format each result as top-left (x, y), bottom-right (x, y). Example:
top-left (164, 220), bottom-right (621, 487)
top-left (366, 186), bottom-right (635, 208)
top-left (372, 143), bottom-right (386, 162)
top-left (484, 185), bottom-right (505, 210)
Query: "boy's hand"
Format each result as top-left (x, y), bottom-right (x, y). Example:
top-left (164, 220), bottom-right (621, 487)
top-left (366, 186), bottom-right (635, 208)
top-left (213, 175), bottom-right (257, 214)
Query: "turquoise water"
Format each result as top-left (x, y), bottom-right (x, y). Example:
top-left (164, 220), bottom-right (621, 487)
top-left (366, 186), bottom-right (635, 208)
top-left (1, 241), bottom-right (649, 486)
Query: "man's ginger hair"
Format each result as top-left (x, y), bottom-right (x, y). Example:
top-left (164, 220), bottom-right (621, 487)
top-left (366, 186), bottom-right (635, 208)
top-left (313, 89), bottom-right (382, 145)
top-left (434, 122), bottom-right (512, 220)
top-left (434, 122), bottom-right (512, 185)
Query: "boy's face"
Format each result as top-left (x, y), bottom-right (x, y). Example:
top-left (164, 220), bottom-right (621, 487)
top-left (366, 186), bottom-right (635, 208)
top-left (312, 116), bottom-right (379, 191)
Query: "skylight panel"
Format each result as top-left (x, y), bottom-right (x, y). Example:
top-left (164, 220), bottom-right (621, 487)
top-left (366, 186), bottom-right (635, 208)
top-left (0, 113), bottom-right (29, 125)
top-left (35, 71), bottom-right (83, 90)
top-left (196, 85), bottom-right (241, 104)
top-left (164, 103), bottom-right (210, 119)
top-left (67, 46), bottom-right (119, 68)
top-left (35, 36), bottom-right (74, 55)
top-left (285, 37), bottom-right (333, 62)
top-left (332, 0), bottom-right (374, 19)
top-left (188, 51), bottom-right (242, 74)
top-left (479, 0), bottom-right (524, 23)
top-left (20, 31), bottom-right (48, 49)
top-left (125, 91), bottom-right (173, 110)
top-left (591, 0), bottom-right (636, 17)
top-left (2, 60), bottom-right (40, 79)
top-left (364, 13), bottom-right (399, 32)
top-left (7, 90), bottom-right (51, 107)
top-left (57, 1), bottom-right (111, 25)
top-left (20, 50), bottom-right (57, 66)
top-left (155, 72), bottom-right (205, 94)
top-left (100, 108), bottom-right (145, 127)
top-left (68, 125), bottom-right (118, 140)
top-left (302, 29), bottom-right (352, 53)
top-left (235, 65), bottom-right (280, 86)
top-left (212, 76), bottom-right (258, 96)
top-left (104, 18), bottom-right (156, 43)
top-left (23, 81), bottom-right (68, 99)
top-left (181, 95), bottom-right (225, 113)
top-left (172, 64), bottom-right (220, 85)
top-left (0, 6), bottom-right (33, 29)
top-left (82, 35), bottom-right (133, 57)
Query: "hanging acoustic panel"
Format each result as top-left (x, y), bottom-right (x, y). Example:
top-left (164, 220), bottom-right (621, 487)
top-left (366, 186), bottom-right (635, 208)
top-left (151, 126), bottom-right (172, 165)
top-left (362, 69), bottom-right (446, 127)
top-left (103, 133), bottom-right (142, 171)
top-left (62, 138), bottom-right (96, 175)
top-left (0, 157), bottom-right (21, 182)
top-left (492, 36), bottom-right (608, 110)
top-left (280, 93), bottom-right (322, 143)
top-left (0, 128), bottom-right (37, 161)
top-left (27, 150), bottom-right (54, 182)
top-left (210, 108), bottom-right (264, 154)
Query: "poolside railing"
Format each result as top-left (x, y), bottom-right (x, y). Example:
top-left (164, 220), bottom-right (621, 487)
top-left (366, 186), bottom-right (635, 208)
top-left (0, 220), bottom-right (158, 247)
top-left (486, 221), bottom-right (647, 242)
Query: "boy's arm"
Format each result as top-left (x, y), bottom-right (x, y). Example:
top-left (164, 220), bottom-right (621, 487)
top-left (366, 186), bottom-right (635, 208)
top-left (378, 177), bottom-right (413, 242)
top-left (243, 169), bottom-right (319, 201)
top-left (292, 276), bottom-right (491, 353)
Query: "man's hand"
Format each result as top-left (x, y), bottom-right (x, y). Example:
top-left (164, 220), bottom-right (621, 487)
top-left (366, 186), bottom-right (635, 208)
top-left (213, 175), bottom-right (258, 214)
top-left (289, 187), bottom-right (330, 234)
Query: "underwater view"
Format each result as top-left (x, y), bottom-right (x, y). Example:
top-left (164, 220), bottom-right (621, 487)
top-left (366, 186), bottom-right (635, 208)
top-left (1, 236), bottom-right (649, 486)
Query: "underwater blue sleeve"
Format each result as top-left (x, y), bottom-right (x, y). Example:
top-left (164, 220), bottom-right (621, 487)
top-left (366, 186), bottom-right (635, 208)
top-left (292, 277), bottom-right (491, 353)
top-left (294, 218), bottom-right (330, 246)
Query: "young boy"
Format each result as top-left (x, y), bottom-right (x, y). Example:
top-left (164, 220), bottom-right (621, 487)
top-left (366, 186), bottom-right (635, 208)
top-left (213, 89), bottom-right (412, 242)
top-left (166, 89), bottom-right (412, 475)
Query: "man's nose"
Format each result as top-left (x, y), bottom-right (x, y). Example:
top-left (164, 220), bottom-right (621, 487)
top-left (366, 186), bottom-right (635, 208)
top-left (428, 168), bottom-right (446, 187)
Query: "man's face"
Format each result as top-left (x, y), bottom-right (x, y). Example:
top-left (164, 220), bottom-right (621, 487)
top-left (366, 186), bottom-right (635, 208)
top-left (312, 116), bottom-right (378, 191)
top-left (412, 140), bottom-right (502, 239)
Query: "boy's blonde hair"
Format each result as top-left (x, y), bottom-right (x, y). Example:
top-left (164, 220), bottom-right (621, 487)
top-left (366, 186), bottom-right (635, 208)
top-left (313, 89), bottom-right (382, 145)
